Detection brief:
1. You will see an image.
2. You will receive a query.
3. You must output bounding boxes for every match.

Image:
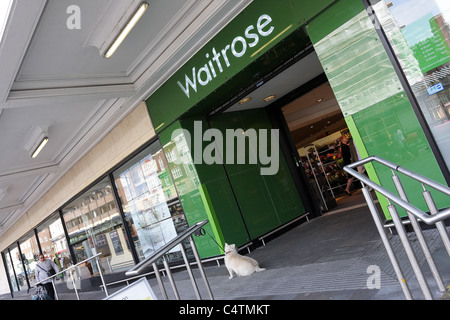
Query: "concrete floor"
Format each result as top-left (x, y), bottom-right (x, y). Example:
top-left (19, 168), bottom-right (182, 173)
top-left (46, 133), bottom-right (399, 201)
top-left (2, 189), bottom-right (449, 301)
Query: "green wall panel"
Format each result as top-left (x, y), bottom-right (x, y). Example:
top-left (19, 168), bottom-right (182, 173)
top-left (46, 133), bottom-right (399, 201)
top-left (351, 94), bottom-right (448, 216)
top-left (291, 0), bottom-right (337, 25)
top-left (179, 116), bottom-right (250, 247)
top-left (147, 0), bottom-right (302, 133)
top-left (159, 121), bottom-right (223, 258)
top-left (209, 108), bottom-right (306, 239)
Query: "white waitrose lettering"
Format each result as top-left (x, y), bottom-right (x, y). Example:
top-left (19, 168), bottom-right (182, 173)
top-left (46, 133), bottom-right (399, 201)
top-left (177, 14), bottom-right (275, 98)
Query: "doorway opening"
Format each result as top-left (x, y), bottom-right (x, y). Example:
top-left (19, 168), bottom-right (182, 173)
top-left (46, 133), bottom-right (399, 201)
top-left (281, 80), bottom-right (364, 213)
top-left (221, 48), bottom-right (367, 215)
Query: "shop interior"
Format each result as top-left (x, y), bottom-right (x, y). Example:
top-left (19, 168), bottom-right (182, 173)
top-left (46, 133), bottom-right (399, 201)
top-left (225, 50), bottom-right (365, 214)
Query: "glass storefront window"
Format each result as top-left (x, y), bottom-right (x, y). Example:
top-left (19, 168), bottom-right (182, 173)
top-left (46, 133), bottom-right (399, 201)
top-left (18, 232), bottom-right (40, 288)
top-left (369, 0), bottom-right (450, 171)
top-left (8, 246), bottom-right (26, 292)
top-left (3, 250), bottom-right (19, 292)
top-left (62, 177), bottom-right (134, 276)
top-left (36, 213), bottom-right (72, 280)
top-left (112, 140), bottom-right (191, 263)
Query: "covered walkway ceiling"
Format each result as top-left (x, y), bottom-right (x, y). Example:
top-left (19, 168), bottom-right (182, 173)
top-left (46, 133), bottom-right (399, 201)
top-left (0, 0), bottom-right (252, 236)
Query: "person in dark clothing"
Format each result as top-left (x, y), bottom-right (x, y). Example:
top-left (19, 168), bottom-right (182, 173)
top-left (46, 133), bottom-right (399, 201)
top-left (340, 135), bottom-right (357, 195)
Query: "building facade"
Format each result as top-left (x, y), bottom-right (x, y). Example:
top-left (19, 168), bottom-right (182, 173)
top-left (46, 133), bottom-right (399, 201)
top-left (1, 0), bottom-right (450, 297)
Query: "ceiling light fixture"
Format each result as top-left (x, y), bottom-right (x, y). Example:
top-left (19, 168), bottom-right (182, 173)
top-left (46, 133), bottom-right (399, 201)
top-left (104, 2), bottom-right (149, 59)
top-left (238, 97), bottom-right (252, 104)
top-left (263, 95), bottom-right (276, 102)
top-left (31, 137), bottom-right (49, 159)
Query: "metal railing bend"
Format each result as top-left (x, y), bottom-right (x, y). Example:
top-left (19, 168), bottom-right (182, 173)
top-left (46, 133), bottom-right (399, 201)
top-left (344, 155), bottom-right (450, 300)
top-left (125, 220), bottom-right (214, 300)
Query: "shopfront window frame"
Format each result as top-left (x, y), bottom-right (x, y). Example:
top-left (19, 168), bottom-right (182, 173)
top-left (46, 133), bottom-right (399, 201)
top-left (6, 243), bottom-right (28, 293)
top-left (17, 230), bottom-right (40, 290)
top-left (2, 249), bottom-right (19, 295)
top-left (60, 175), bottom-right (136, 276)
top-left (361, 0), bottom-right (450, 185)
top-left (1, 135), bottom-right (193, 296)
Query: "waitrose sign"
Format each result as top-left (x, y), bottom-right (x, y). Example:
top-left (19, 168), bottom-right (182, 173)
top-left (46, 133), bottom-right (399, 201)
top-left (147, 0), bottom-right (300, 132)
top-left (177, 14), bottom-right (275, 99)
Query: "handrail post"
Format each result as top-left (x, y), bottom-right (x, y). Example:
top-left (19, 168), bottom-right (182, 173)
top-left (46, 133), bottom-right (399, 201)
top-left (179, 243), bottom-right (202, 300)
top-left (422, 187), bottom-right (450, 257)
top-left (162, 255), bottom-right (180, 300)
top-left (361, 186), bottom-right (412, 300)
top-left (69, 269), bottom-right (80, 300)
top-left (189, 235), bottom-right (214, 300)
top-left (152, 262), bottom-right (168, 300)
top-left (391, 172), bottom-right (445, 293)
top-left (95, 255), bottom-right (109, 297)
top-left (51, 278), bottom-right (59, 300)
top-left (387, 202), bottom-right (433, 300)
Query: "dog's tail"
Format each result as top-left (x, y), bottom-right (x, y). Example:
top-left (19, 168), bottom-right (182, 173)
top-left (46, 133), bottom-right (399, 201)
top-left (255, 267), bottom-right (266, 272)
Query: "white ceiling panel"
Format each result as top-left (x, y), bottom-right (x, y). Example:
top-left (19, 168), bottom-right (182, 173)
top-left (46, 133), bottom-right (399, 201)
top-left (0, 0), bottom-right (253, 237)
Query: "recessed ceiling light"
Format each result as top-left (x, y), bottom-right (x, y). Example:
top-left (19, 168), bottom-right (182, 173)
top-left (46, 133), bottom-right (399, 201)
top-left (263, 95), bottom-right (276, 102)
top-left (238, 97), bottom-right (251, 104)
top-left (104, 2), bottom-right (149, 58)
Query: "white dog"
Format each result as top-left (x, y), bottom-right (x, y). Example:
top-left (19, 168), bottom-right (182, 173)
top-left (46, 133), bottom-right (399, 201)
top-left (224, 243), bottom-right (265, 279)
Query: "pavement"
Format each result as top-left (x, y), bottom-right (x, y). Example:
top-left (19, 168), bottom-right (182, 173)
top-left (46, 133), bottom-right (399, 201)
top-left (2, 189), bottom-right (449, 301)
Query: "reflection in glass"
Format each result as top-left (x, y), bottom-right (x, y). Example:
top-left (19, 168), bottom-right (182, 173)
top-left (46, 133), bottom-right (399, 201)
top-left (62, 177), bottom-right (134, 278)
top-left (36, 213), bottom-right (72, 281)
top-left (3, 251), bottom-right (18, 292)
top-left (112, 141), bottom-right (191, 263)
top-left (9, 246), bottom-right (26, 292)
top-left (370, 0), bottom-right (450, 171)
top-left (19, 232), bottom-right (40, 288)
top-left (312, 2), bottom-right (448, 213)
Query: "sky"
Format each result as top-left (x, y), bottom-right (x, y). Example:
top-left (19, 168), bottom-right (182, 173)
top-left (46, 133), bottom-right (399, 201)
top-left (389, 0), bottom-right (450, 26)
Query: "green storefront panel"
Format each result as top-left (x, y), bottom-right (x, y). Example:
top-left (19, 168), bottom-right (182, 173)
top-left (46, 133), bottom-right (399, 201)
top-left (147, 0), bottom-right (449, 246)
top-left (307, 0), bottom-right (448, 218)
top-left (209, 109), bottom-right (306, 239)
top-left (179, 116), bottom-right (250, 247)
top-left (291, 0), bottom-right (337, 24)
top-left (147, 0), bottom-right (303, 133)
top-left (159, 121), bottom-right (224, 258)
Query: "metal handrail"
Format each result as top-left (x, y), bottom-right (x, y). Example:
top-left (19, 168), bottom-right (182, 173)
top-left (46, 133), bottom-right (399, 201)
top-left (125, 220), bottom-right (214, 300)
top-left (344, 155), bottom-right (450, 300)
top-left (344, 155), bottom-right (450, 225)
top-left (33, 252), bottom-right (109, 300)
top-left (126, 220), bottom-right (208, 276)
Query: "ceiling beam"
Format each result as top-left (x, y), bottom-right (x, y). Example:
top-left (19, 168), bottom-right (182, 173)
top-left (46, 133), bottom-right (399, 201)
top-left (0, 0), bottom-right (47, 103)
top-left (5, 84), bottom-right (135, 108)
top-left (0, 164), bottom-right (58, 183)
top-left (0, 202), bottom-right (23, 215)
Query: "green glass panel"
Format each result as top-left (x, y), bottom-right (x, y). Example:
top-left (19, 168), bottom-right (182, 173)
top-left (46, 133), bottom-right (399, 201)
top-left (308, 0), bottom-right (448, 219)
top-left (368, 0), bottom-right (450, 177)
top-left (179, 117), bottom-right (250, 247)
top-left (352, 93), bottom-right (448, 216)
top-left (159, 122), bottom-right (222, 258)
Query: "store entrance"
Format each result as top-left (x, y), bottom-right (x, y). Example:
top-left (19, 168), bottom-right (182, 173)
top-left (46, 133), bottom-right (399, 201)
top-left (281, 80), bottom-right (355, 213)
top-left (222, 48), bottom-right (367, 215)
